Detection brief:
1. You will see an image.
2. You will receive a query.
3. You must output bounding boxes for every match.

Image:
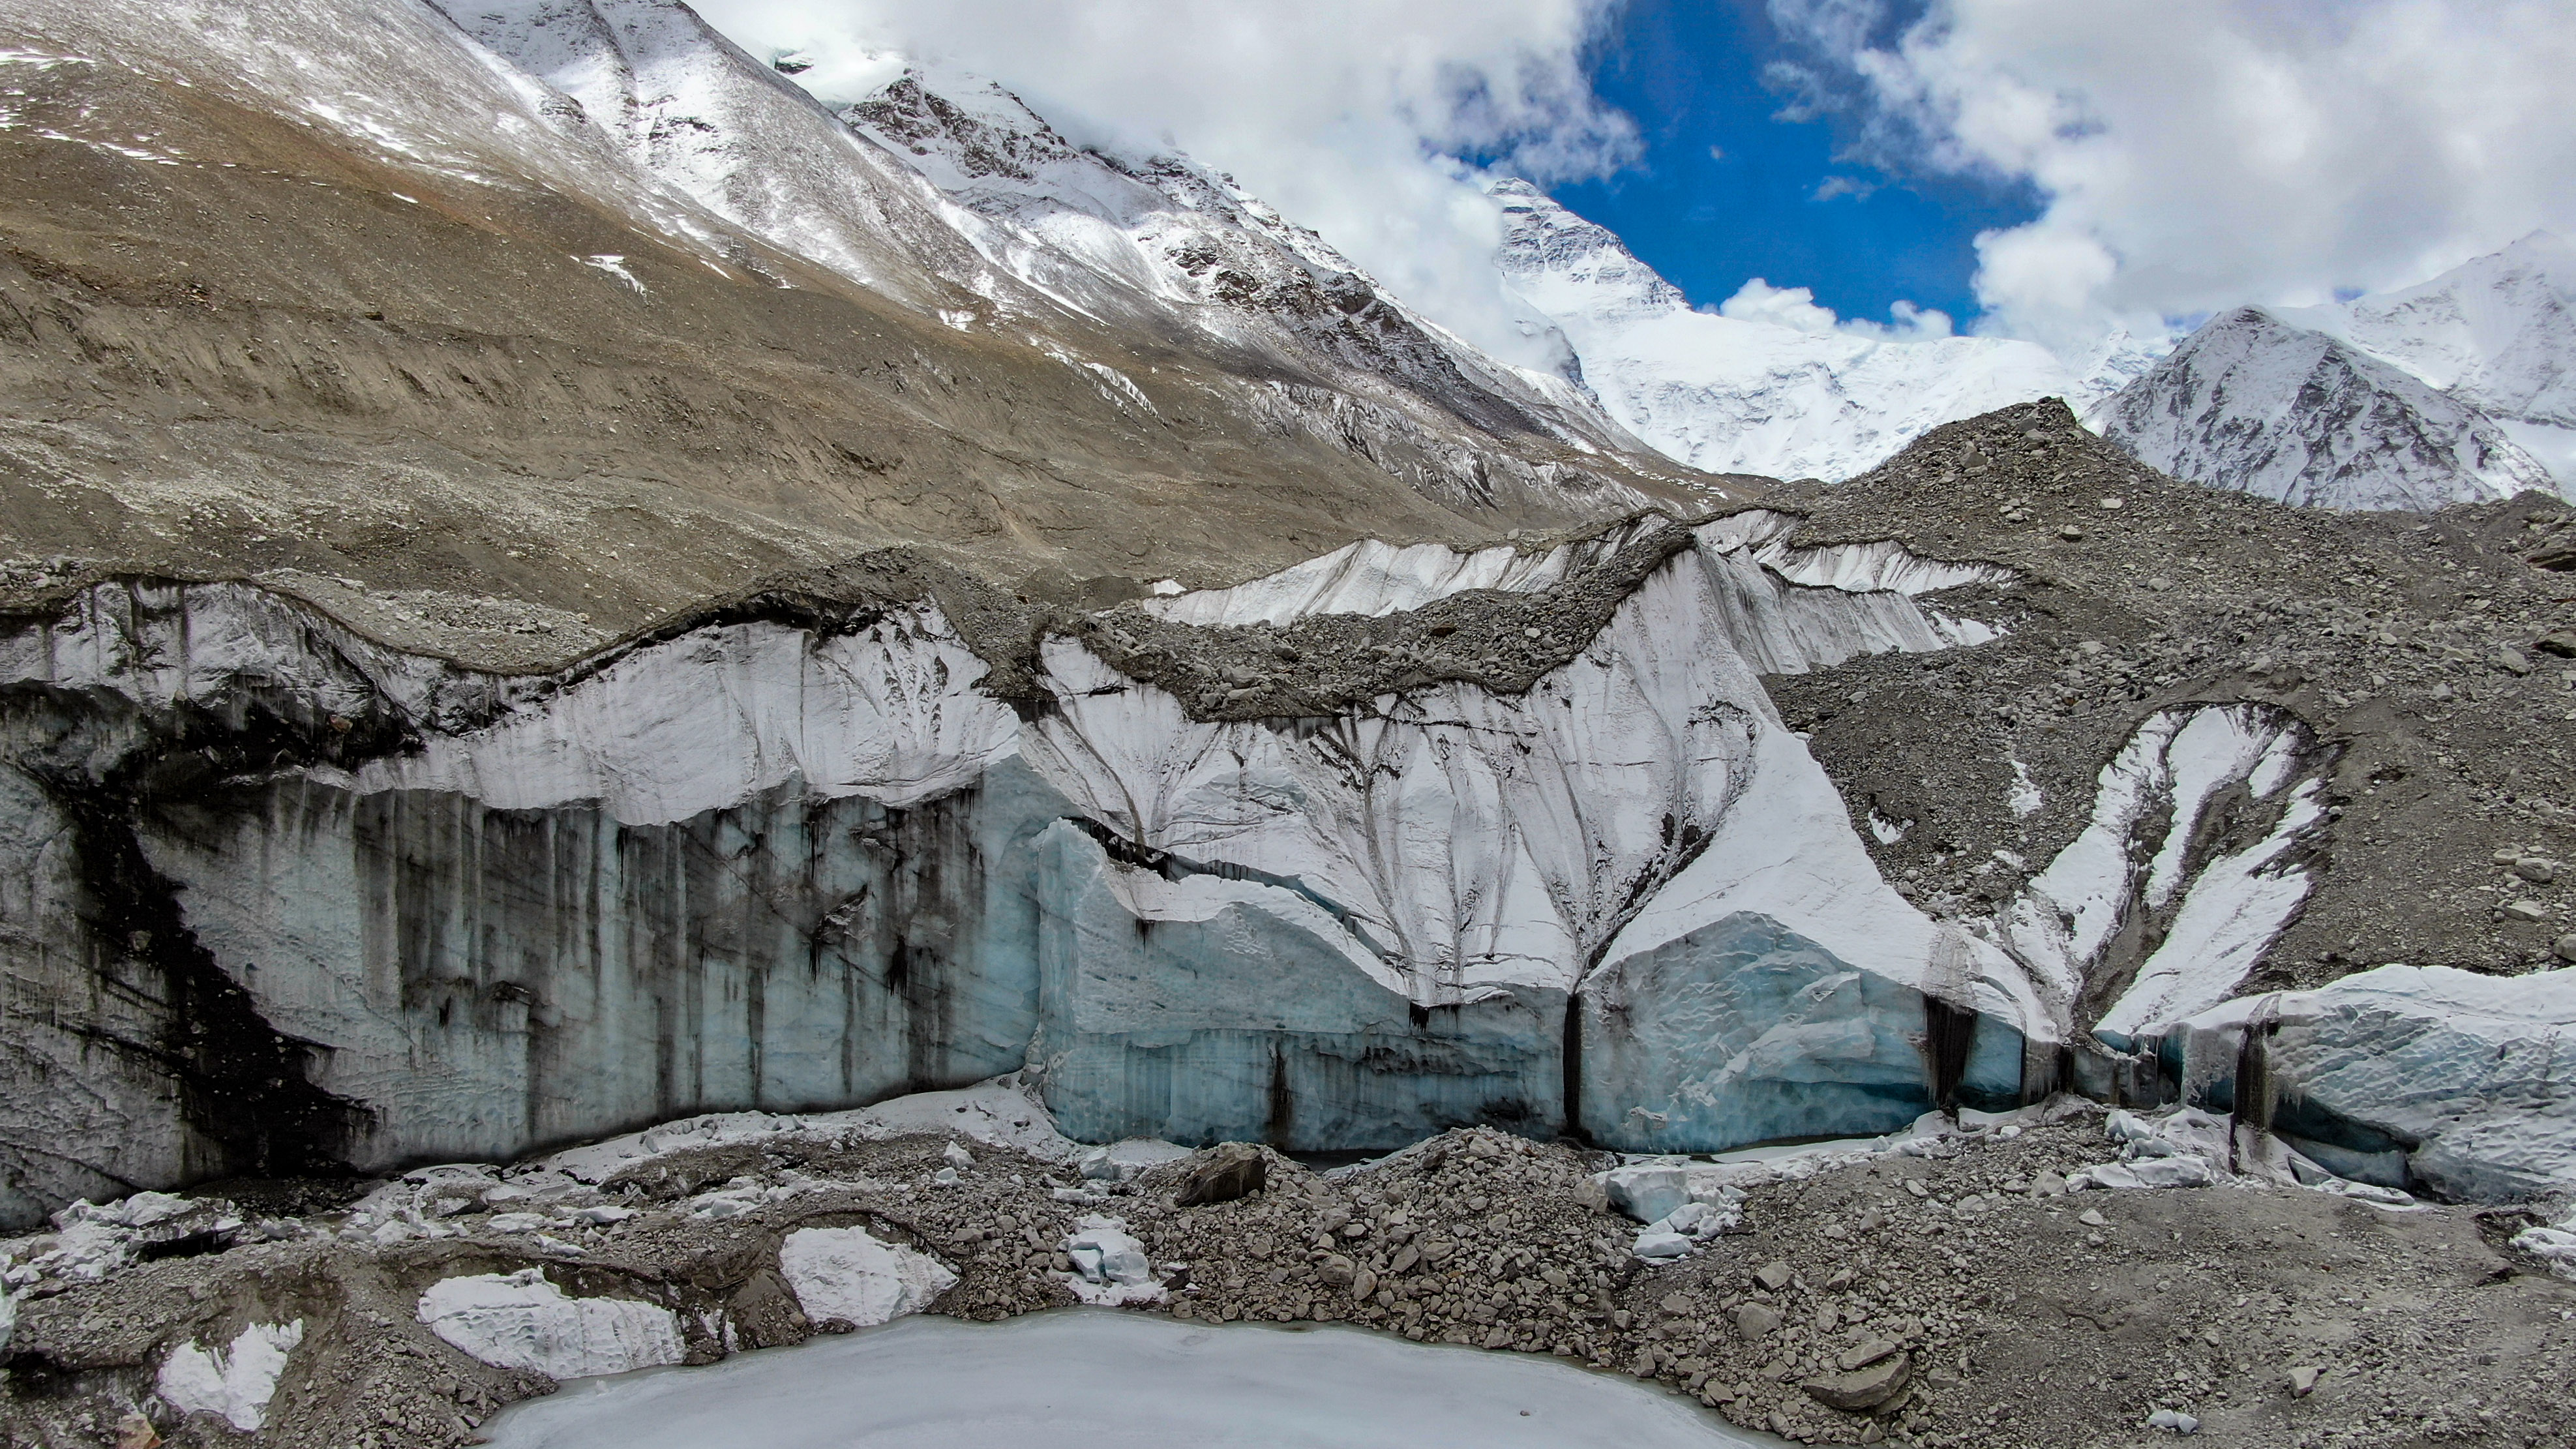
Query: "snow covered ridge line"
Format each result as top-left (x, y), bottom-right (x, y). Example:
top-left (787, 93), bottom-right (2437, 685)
top-left (403, 0), bottom-right (1681, 500)
top-left (2095, 306), bottom-right (2560, 511)
top-left (1489, 177), bottom-right (2163, 483)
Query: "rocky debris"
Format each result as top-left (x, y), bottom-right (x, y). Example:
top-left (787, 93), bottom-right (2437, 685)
top-left (7, 1107), bottom-right (2572, 1449)
top-left (1803, 1351), bottom-right (1911, 1412)
top-left (1766, 398), bottom-right (2576, 989)
top-left (1173, 1144), bottom-right (1269, 1208)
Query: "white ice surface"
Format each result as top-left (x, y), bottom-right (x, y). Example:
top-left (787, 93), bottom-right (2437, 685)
top-left (1747, 538), bottom-right (2014, 597)
top-left (156, 1320), bottom-right (304, 1432)
top-left (419, 1270), bottom-right (687, 1379)
top-left (776, 1227), bottom-right (956, 1327)
top-left (1996, 705), bottom-right (2326, 1036)
top-left (541, 1077), bottom-right (1076, 1183)
top-left (359, 606), bottom-right (1022, 824)
top-left (477, 1309), bottom-right (1775, 1449)
top-left (2181, 964), bottom-right (2576, 1201)
top-left (1137, 520), bottom-right (1663, 627)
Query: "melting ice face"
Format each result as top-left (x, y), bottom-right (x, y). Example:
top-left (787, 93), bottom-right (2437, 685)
top-left (478, 1309), bottom-right (1772, 1449)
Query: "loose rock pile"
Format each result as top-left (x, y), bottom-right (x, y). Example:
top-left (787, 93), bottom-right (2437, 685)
top-left (7, 1099), bottom-right (2569, 1449)
top-left (1767, 399), bottom-right (2576, 987)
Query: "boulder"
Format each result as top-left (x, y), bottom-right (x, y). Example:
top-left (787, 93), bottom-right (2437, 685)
top-left (1803, 1351), bottom-right (1911, 1412)
top-left (1173, 1144), bottom-right (1268, 1206)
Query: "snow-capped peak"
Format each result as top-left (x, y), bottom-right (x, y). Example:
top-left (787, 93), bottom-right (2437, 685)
top-left (2275, 230), bottom-right (2576, 486)
top-left (1492, 179), bottom-right (2146, 482)
top-left (840, 68), bottom-right (1084, 193)
top-left (2095, 305), bottom-right (2558, 511)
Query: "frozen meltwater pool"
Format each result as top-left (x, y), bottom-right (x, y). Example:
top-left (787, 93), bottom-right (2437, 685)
top-left (481, 1309), bottom-right (1778, 1449)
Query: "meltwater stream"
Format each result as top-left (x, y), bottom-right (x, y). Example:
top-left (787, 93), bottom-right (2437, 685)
top-left (481, 1309), bottom-right (1779, 1449)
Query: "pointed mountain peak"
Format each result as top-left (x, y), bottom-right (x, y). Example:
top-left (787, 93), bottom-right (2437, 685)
top-left (842, 67), bottom-right (1077, 183)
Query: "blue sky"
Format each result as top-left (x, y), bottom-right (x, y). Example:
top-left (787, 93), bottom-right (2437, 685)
top-left (1547, 0), bottom-right (2039, 328)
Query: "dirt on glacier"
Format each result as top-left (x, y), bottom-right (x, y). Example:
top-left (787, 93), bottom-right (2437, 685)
top-left (4, 1111), bottom-right (2569, 1449)
top-left (1760, 398), bottom-right (2576, 992)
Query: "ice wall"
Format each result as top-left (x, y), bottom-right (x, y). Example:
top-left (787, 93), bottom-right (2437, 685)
top-left (0, 524), bottom-right (2116, 1222)
top-left (2170, 966), bottom-right (2576, 1202)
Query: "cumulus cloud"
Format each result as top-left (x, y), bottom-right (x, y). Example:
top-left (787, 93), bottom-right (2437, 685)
top-left (1719, 278), bottom-right (1955, 340)
top-left (1769, 0), bottom-right (2576, 351)
top-left (695, 0), bottom-right (1635, 365)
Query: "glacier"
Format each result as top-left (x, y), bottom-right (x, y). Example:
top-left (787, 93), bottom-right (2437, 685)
top-left (5, 519), bottom-right (2550, 1221)
top-left (2163, 965), bottom-right (2576, 1203)
top-left (0, 519), bottom-right (2084, 1223)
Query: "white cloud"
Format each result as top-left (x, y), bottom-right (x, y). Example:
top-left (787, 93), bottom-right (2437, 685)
top-left (1718, 278), bottom-right (1955, 340)
top-left (1771, 0), bottom-right (2576, 351)
top-left (693, 0), bottom-right (1634, 366)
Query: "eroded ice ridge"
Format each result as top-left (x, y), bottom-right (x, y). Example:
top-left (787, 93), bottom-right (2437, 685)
top-left (0, 520), bottom-right (2065, 1219)
top-left (0, 520), bottom-right (2436, 1224)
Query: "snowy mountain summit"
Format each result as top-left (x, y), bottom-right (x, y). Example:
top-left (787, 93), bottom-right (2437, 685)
top-left (1491, 179), bottom-right (2151, 482)
top-left (835, 70), bottom-right (1604, 440)
top-left (2100, 233), bottom-right (2574, 511)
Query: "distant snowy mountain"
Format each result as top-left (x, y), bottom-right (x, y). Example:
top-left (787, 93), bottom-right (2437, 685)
top-left (432, 1), bottom-right (1664, 488)
top-left (2277, 232), bottom-right (2576, 488)
top-left (2098, 235), bottom-right (2574, 511)
top-left (1490, 179), bottom-right (2153, 482)
top-left (2093, 306), bottom-right (2557, 511)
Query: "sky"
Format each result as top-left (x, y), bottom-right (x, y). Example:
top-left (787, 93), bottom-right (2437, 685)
top-left (1542, 0), bottom-right (2035, 335)
top-left (700, 0), bottom-right (2576, 363)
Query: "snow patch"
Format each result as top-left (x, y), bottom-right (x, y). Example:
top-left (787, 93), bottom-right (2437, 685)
top-left (579, 254), bottom-right (645, 292)
top-left (2007, 760), bottom-right (2043, 818)
top-left (776, 1227), bottom-right (957, 1327)
top-left (418, 1270), bottom-right (686, 1379)
top-left (156, 1320), bottom-right (304, 1432)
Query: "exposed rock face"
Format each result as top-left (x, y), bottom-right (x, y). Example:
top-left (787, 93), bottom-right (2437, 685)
top-left (2097, 306), bottom-right (2559, 510)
